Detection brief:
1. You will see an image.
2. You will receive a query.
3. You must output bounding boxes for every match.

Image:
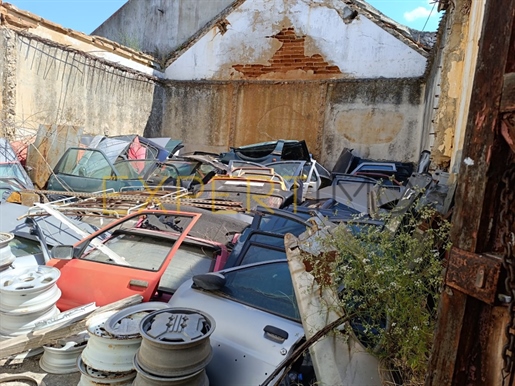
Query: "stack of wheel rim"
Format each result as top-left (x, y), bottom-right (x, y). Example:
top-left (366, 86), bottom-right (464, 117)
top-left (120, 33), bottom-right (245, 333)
top-left (0, 265), bottom-right (61, 337)
top-left (0, 233), bottom-right (15, 271)
top-left (133, 308), bottom-right (215, 386)
top-left (39, 332), bottom-right (89, 374)
top-left (78, 303), bottom-right (169, 386)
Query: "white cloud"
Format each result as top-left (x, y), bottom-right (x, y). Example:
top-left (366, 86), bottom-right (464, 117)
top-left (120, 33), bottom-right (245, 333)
top-left (404, 6), bottom-right (432, 22)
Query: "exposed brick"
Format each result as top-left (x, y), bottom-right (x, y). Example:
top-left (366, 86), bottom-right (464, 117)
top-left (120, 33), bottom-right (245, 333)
top-left (233, 26), bottom-right (341, 78)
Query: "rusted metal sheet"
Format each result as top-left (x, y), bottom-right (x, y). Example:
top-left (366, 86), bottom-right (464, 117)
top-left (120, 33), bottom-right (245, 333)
top-left (283, 232), bottom-right (382, 386)
top-left (25, 125), bottom-right (83, 189)
top-left (446, 247), bottom-right (502, 305)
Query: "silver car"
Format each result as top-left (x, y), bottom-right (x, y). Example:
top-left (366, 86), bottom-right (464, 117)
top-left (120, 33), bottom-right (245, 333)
top-left (167, 260), bottom-right (310, 385)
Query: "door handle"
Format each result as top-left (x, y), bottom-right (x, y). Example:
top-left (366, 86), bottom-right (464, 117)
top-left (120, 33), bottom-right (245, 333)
top-left (129, 279), bottom-right (149, 288)
top-left (263, 325), bottom-right (288, 343)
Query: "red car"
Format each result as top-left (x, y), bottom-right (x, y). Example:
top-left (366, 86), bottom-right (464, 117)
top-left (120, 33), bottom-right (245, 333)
top-left (47, 209), bottom-right (234, 310)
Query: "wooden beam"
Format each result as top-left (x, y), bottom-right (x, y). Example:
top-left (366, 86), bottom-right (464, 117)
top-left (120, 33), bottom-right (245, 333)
top-left (0, 295), bottom-right (143, 359)
top-left (426, 289), bottom-right (468, 385)
top-left (450, 2), bottom-right (515, 253)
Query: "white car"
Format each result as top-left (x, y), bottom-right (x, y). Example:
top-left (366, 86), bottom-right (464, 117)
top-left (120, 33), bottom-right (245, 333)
top-left (167, 260), bottom-right (312, 386)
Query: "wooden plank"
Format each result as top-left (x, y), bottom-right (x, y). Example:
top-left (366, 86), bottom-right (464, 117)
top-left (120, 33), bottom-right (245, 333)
top-left (0, 295), bottom-right (143, 359)
top-left (426, 289), bottom-right (468, 386)
top-left (446, 247), bottom-right (502, 304)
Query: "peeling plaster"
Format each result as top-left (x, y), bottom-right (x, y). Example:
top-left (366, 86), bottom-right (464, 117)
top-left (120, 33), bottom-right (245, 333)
top-left (448, 60), bottom-right (464, 98)
top-left (438, 126), bottom-right (455, 154)
top-left (431, 0), bottom-right (485, 171)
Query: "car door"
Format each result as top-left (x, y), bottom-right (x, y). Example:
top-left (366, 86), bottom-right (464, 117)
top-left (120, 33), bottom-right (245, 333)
top-left (46, 210), bottom-right (200, 310)
top-left (168, 261), bottom-right (305, 386)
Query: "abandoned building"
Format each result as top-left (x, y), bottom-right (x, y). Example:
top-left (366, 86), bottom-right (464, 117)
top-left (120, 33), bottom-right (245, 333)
top-left (1, 0), bottom-right (515, 384)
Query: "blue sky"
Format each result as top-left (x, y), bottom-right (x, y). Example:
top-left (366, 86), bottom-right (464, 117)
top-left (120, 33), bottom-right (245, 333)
top-left (6, 0), bottom-right (442, 35)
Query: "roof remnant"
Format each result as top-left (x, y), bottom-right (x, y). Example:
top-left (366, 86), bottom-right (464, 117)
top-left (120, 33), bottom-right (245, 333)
top-left (342, 0), bottom-right (437, 56)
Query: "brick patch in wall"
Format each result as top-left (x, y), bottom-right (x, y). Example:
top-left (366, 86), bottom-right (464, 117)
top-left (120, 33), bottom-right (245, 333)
top-left (233, 27), bottom-right (341, 78)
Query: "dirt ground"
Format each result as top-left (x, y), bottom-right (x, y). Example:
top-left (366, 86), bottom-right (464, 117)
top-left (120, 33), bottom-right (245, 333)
top-left (0, 353), bottom-right (81, 386)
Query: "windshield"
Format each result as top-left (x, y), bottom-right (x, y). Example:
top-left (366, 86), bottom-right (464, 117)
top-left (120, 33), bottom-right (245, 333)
top-left (256, 213), bottom-right (307, 235)
top-left (167, 161), bottom-right (199, 176)
top-left (267, 162), bottom-right (302, 182)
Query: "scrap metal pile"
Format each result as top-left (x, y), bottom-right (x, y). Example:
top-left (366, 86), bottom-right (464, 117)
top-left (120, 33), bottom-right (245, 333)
top-left (0, 134), bottom-right (452, 385)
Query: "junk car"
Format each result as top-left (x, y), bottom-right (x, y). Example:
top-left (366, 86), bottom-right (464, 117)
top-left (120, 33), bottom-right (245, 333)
top-left (46, 209), bottom-right (248, 310)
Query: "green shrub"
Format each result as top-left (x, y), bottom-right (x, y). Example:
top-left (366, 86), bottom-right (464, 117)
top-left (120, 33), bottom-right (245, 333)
top-left (305, 204), bottom-right (451, 385)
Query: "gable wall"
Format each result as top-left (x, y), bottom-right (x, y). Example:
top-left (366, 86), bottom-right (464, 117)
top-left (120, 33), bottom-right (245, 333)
top-left (162, 0), bottom-right (428, 167)
top-left (92, 0), bottom-right (235, 59)
top-left (166, 0), bottom-right (428, 80)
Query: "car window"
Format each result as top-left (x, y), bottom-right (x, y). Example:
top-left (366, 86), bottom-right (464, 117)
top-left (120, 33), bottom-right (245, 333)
top-left (220, 263), bottom-right (300, 322)
top-left (159, 243), bottom-right (216, 292)
top-left (355, 164), bottom-right (395, 172)
top-left (238, 244), bottom-right (285, 265)
top-left (229, 160), bottom-right (264, 169)
top-left (302, 164), bottom-right (317, 182)
top-left (268, 163), bottom-right (301, 180)
top-left (314, 162), bottom-right (332, 179)
top-left (9, 236), bottom-right (43, 257)
top-left (257, 214), bottom-right (307, 235)
top-left (148, 163), bottom-right (180, 182)
top-left (56, 148), bottom-right (114, 179)
top-left (82, 232), bottom-right (174, 271)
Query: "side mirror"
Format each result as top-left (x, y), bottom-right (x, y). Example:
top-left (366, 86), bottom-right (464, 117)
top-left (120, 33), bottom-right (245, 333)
top-left (192, 273), bottom-right (226, 291)
top-left (50, 245), bottom-right (74, 260)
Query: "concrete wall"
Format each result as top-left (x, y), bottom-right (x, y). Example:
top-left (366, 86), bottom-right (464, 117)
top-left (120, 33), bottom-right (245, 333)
top-left (166, 0), bottom-right (428, 80)
top-left (162, 79), bottom-right (425, 168)
top-left (92, 0), bottom-right (235, 59)
top-left (0, 26), bottom-right (163, 139)
top-left (322, 79), bottom-right (424, 166)
top-left (0, 28), bottom-right (16, 138)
